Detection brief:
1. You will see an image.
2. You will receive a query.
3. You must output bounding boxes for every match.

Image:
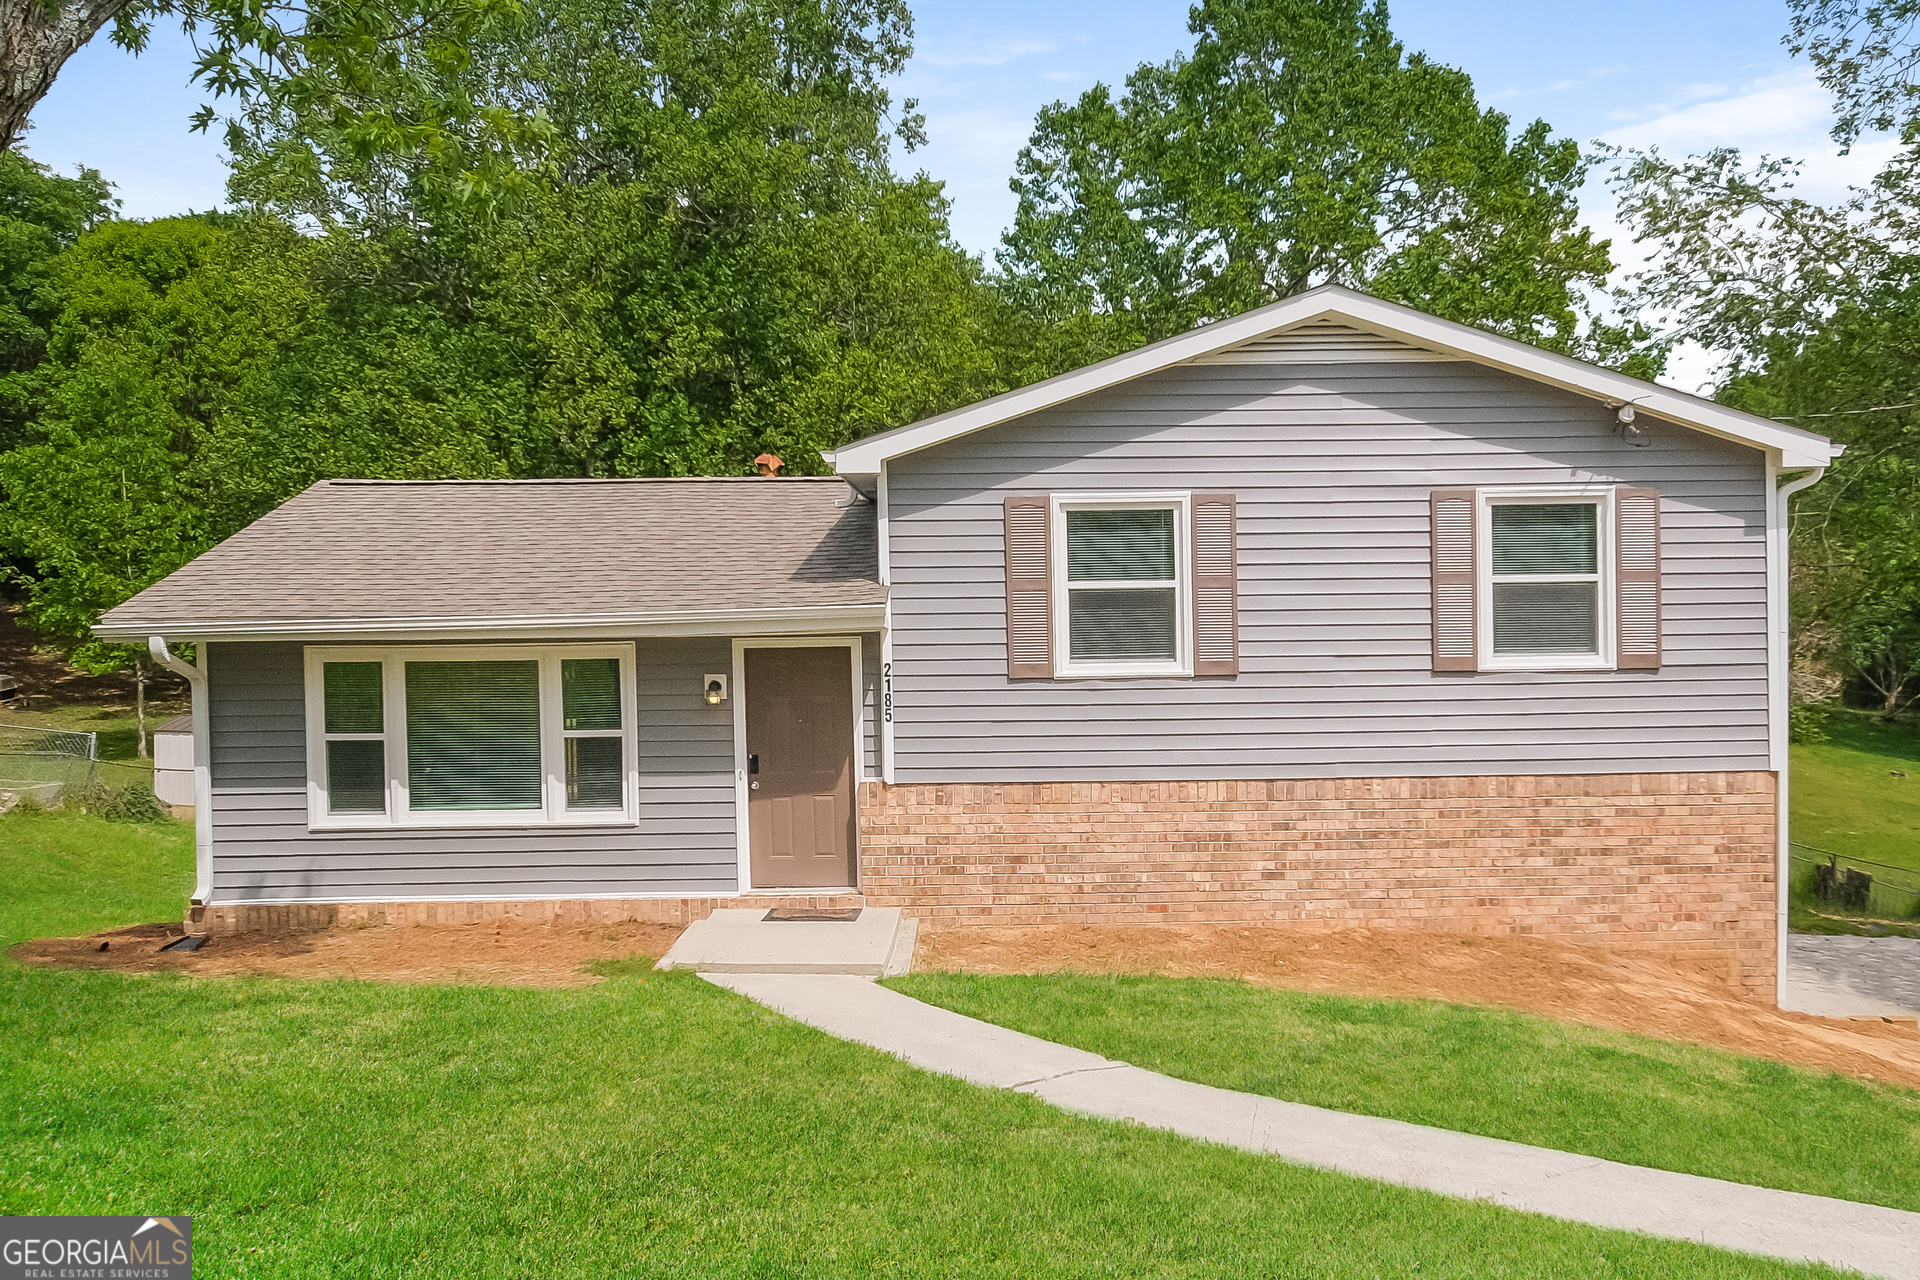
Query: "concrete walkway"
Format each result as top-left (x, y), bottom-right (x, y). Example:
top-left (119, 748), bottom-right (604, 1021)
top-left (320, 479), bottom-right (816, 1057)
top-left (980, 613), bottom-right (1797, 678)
top-left (707, 973), bottom-right (1920, 1280)
top-left (1786, 935), bottom-right (1920, 1020)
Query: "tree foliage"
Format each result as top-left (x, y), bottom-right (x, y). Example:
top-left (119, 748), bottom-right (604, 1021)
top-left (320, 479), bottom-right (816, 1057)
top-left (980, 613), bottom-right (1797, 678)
top-left (993, 0), bottom-right (1633, 374)
top-left (0, 153), bottom-right (115, 447)
top-left (1611, 1), bottom-right (1920, 717)
top-left (3, 0), bottom-right (542, 213)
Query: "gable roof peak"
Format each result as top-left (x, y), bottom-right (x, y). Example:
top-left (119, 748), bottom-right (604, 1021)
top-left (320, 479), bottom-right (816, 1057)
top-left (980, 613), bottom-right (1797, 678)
top-left (827, 285), bottom-right (1837, 475)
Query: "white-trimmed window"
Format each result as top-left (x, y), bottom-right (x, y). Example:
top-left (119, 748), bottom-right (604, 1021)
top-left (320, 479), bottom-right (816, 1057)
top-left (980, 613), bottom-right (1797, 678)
top-left (1478, 488), bottom-right (1614, 671)
top-left (304, 643), bottom-right (638, 829)
top-left (1050, 493), bottom-right (1191, 678)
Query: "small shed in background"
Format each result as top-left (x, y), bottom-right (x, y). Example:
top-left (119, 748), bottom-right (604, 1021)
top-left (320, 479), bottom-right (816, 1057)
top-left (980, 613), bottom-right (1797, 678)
top-left (153, 714), bottom-right (194, 817)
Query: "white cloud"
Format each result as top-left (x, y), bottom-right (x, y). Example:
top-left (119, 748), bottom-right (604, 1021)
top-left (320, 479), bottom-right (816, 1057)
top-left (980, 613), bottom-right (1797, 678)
top-left (1580, 66), bottom-right (1900, 393)
top-left (1597, 67), bottom-right (1895, 204)
top-left (925, 107), bottom-right (1039, 168)
top-left (1487, 63), bottom-right (1632, 103)
top-left (916, 34), bottom-right (1062, 69)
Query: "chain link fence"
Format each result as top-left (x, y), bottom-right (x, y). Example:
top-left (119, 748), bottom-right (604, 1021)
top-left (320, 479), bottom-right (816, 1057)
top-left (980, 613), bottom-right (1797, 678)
top-left (0, 722), bottom-right (98, 810)
top-left (1789, 842), bottom-right (1920, 920)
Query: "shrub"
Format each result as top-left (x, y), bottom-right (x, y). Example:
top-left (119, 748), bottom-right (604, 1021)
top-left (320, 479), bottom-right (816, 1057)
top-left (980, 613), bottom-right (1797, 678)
top-left (72, 779), bottom-right (169, 823)
top-left (1789, 702), bottom-right (1832, 744)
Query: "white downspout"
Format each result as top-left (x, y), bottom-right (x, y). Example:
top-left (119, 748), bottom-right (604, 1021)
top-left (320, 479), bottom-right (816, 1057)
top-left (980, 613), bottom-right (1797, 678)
top-left (148, 635), bottom-right (213, 911)
top-left (1769, 464), bottom-right (1827, 1008)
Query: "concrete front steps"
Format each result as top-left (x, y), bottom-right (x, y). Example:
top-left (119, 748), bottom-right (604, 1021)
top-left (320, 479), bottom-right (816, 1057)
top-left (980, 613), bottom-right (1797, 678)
top-left (656, 906), bottom-right (916, 977)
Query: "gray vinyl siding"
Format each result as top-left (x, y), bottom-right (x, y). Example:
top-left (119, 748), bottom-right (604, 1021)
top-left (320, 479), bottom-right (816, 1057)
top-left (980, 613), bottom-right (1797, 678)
top-left (885, 358), bottom-right (1772, 782)
top-left (859, 630), bottom-right (881, 779)
top-left (206, 638), bottom-right (741, 903)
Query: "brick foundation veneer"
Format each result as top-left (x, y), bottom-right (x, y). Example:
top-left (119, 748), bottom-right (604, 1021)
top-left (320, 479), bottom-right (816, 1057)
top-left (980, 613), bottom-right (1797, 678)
top-left (857, 772), bottom-right (1779, 998)
top-left (190, 892), bottom-right (864, 937)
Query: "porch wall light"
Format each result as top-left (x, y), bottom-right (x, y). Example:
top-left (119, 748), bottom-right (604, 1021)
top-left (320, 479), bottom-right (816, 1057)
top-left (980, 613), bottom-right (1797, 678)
top-left (704, 674), bottom-right (729, 705)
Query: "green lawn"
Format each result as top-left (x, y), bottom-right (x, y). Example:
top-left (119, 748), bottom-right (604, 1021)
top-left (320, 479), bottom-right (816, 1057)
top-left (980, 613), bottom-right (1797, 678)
top-left (1793, 711), bottom-right (1920, 873)
top-left (1790, 710), bottom-right (1920, 930)
top-left (891, 972), bottom-right (1920, 1216)
top-left (0, 812), bottom-right (1847, 1278)
top-left (0, 808), bottom-right (194, 945)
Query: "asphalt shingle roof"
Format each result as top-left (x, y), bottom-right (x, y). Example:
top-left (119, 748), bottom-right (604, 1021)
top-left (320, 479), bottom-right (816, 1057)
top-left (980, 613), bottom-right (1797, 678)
top-left (101, 478), bottom-right (883, 630)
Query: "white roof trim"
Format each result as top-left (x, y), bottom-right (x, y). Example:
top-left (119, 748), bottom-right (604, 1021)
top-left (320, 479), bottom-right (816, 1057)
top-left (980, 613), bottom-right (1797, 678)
top-left (827, 285), bottom-right (1839, 473)
top-left (98, 602), bottom-right (886, 644)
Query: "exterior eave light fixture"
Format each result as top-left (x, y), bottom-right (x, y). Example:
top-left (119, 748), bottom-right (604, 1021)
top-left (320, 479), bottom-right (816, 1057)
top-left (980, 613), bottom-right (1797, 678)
top-left (1609, 400), bottom-right (1652, 447)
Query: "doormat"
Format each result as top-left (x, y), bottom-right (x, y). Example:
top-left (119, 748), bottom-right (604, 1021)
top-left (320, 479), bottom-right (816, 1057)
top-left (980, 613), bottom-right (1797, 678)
top-left (762, 908), bottom-right (863, 923)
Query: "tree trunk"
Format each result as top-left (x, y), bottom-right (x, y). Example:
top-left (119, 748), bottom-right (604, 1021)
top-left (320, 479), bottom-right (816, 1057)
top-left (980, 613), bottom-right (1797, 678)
top-left (134, 655), bottom-right (148, 760)
top-left (0, 0), bottom-right (140, 151)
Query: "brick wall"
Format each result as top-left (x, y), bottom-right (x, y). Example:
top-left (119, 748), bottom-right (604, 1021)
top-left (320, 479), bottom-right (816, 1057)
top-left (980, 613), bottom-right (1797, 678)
top-left (857, 772), bottom-right (1779, 997)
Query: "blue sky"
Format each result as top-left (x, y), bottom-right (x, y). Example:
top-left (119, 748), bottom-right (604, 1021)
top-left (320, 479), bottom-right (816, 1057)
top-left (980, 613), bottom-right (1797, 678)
top-left (20, 1), bottom-right (1889, 386)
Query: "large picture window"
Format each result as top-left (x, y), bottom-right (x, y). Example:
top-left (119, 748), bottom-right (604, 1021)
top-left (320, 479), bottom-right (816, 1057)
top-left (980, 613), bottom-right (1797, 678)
top-left (304, 643), bottom-right (637, 828)
top-left (1051, 494), bottom-right (1190, 677)
top-left (1479, 489), bottom-right (1614, 670)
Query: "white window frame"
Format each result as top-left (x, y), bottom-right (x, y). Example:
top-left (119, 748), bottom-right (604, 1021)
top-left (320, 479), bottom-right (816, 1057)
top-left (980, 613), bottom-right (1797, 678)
top-left (303, 642), bottom-right (640, 830)
top-left (1050, 492), bottom-right (1192, 679)
top-left (1477, 485), bottom-right (1616, 672)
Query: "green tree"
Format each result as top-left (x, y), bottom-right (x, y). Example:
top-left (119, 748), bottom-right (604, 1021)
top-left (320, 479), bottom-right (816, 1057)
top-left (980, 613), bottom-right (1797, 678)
top-left (230, 0), bottom-right (1000, 472)
top-left (993, 0), bottom-right (1630, 374)
top-left (1609, 0), bottom-right (1920, 721)
top-left (0, 215), bottom-right (298, 752)
top-left (0, 153), bottom-right (115, 448)
top-left (3, 0), bottom-right (543, 215)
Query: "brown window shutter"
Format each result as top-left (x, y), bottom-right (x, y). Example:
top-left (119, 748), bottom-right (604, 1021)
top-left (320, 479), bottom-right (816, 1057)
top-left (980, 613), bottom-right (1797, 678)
top-left (1004, 496), bottom-right (1053, 678)
top-left (1191, 494), bottom-right (1238, 675)
top-left (1615, 487), bottom-right (1663, 669)
top-left (1430, 490), bottom-right (1478, 671)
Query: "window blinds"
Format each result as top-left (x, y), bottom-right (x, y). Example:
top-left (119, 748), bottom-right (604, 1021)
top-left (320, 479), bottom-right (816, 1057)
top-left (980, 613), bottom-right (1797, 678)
top-left (405, 660), bottom-right (543, 811)
top-left (325, 741), bottom-right (387, 813)
top-left (322, 661), bottom-right (386, 813)
top-left (1491, 582), bottom-right (1599, 652)
top-left (562, 658), bottom-right (621, 730)
top-left (1067, 509), bottom-right (1176, 580)
top-left (1066, 508), bottom-right (1177, 662)
top-left (323, 662), bottom-right (383, 733)
top-left (561, 657), bottom-right (623, 809)
top-left (1490, 504), bottom-right (1597, 575)
top-left (1490, 503), bottom-right (1599, 655)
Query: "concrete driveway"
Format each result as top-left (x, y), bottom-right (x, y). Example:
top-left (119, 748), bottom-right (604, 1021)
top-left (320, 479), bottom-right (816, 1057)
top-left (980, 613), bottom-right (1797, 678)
top-left (1784, 935), bottom-right (1920, 1019)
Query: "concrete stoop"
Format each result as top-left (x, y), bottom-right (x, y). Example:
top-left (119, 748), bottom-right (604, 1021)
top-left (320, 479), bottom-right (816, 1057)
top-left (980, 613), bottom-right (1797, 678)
top-left (656, 907), bottom-right (916, 977)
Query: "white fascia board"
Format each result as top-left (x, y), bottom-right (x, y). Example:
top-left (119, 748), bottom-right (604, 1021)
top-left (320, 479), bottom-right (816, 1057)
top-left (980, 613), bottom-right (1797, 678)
top-left (93, 602), bottom-right (888, 644)
top-left (827, 285), bottom-right (1840, 475)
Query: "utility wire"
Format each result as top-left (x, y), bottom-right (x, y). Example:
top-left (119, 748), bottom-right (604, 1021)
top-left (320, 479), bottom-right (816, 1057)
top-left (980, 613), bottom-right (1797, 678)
top-left (1771, 401), bottom-right (1920, 420)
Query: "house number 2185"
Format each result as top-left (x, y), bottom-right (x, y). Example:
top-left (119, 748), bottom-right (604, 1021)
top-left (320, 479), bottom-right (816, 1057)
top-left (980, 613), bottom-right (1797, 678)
top-left (882, 662), bottom-right (892, 724)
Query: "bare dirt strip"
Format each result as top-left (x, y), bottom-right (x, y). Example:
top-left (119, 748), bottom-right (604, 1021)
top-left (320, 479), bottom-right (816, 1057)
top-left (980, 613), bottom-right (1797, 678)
top-left (16, 918), bottom-right (1920, 1090)
top-left (13, 920), bottom-right (683, 989)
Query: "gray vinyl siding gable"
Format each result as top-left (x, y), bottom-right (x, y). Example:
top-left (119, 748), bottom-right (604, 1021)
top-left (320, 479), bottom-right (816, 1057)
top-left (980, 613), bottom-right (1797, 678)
top-left (884, 358), bottom-right (1771, 782)
top-left (207, 638), bottom-right (742, 903)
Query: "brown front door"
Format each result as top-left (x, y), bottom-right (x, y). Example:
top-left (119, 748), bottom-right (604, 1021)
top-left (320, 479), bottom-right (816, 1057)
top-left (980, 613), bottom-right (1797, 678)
top-left (745, 646), bottom-right (857, 888)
